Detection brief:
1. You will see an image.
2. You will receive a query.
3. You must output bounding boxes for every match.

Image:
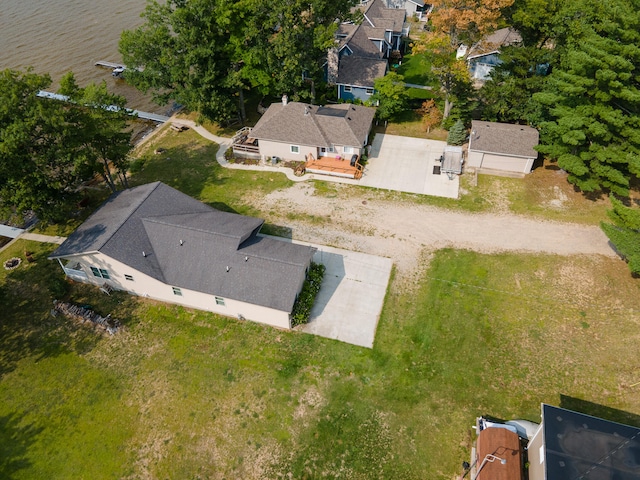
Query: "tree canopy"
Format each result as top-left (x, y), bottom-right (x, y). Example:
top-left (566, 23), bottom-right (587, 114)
top-left (119, 0), bottom-right (355, 123)
top-left (0, 69), bottom-right (133, 223)
top-left (532, 0), bottom-right (640, 195)
top-left (601, 197), bottom-right (640, 275)
top-left (370, 72), bottom-right (408, 121)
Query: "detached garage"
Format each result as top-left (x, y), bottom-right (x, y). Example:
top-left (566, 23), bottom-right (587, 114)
top-left (467, 121), bottom-right (539, 175)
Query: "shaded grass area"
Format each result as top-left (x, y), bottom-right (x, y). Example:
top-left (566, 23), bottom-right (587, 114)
top-left (1, 240), bottom-right (639, 479)
top-left (131, 127), bottom-right (292, 218)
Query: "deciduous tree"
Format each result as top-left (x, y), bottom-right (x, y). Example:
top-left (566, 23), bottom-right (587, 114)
top-left (370, 72), bottom-right (408, 121)
top-left (419, 99), bottom-right (442, 132)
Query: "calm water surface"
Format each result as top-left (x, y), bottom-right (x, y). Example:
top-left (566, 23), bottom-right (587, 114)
top-left (0, 0), bottom-right (164, 113)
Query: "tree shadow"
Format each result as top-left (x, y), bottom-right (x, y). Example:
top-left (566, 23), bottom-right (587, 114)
top-left (0, 245), bottom-right (103, 377)
top-left (0, 412), bottom-right (42, 479)
top-left (559, 394), bottom-right (640, 428)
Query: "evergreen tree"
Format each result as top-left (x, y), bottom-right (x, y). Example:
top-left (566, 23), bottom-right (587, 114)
top-left (532, 2), bottom-right (640, 195)
top-left (601, 197), bottom-right (640, 274)
top-left (447, 119), bottom-right (467, 145)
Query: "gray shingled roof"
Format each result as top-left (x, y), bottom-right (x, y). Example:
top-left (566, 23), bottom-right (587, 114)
top-left (467, 27), bottom-right (522, 59)
top-left (50, 182), bottom-right (316, 312)
top-left (250, 102), bottom-right (375, 149)
top-left (337, 55), bottom-right (388, 87)
top-left (470, 121), bottom-right (539, 158)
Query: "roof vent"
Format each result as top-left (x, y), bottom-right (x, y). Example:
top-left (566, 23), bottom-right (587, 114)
top-left (226, 266), bottom-right (230, 272)
top-left (245, 256), bottom-right (248, 262)
top-left (282, 94), bottom-right (288, 106)
top-left (179, 239), bottom-right (183, 245)
top-left (304, 106), bottom-right (309, 115)
top-left (142, 251), bottom-right (147, 257)
top-left (347, 116), bottom-right (352, 120)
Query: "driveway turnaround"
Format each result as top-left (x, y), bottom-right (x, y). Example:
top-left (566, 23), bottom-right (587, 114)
top-left (360, 134), bottom-right (459, 198)
top-left (266, 236), bottom-right (392, 348)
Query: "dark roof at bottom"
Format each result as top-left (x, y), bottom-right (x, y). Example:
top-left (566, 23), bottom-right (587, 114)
top-left (50, 182), bottom-right (316, 312)
top-left (542, 404), bottom-right (640, 480)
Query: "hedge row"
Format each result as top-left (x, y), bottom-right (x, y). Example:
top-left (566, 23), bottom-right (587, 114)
top-left (291, 262), bottom-right (326, 327)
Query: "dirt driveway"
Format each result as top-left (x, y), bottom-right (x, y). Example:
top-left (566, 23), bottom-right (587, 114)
top-left (256, 182), bottom-right (616, 281)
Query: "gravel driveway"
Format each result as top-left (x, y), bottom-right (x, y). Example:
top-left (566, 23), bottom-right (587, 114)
top-left (256, 183), bottom-right (616, 280)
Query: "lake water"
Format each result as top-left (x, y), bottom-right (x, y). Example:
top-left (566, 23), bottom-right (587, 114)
top-left (0, 0), bottom-right (164, 113)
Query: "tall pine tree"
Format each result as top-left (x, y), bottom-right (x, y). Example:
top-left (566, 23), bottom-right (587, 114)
top-left (533, 1), bottom-right (640, 195)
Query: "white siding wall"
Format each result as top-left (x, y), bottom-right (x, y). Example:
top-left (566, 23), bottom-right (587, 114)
top-left (526, 425), bottom-right (545, 480)
top-left (258, 140), bottom-right (316, 161)
top-left (58, 252), bottom-right (292, 329)
top-left (467, 150), bottom-right (534, 173)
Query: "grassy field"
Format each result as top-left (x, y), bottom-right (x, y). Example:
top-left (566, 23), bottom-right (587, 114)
top-left (0, 123), bottom-right (635, 479)
top-left (1, 239), bottom-right (639, 479)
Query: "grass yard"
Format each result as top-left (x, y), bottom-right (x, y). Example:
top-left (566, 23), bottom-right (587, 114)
top-left (0, 115), bottom-right (632, 479)
top-left (1, 239), bottom-right (639, 479)
top-left (131, 126), bottom-right (292, 219)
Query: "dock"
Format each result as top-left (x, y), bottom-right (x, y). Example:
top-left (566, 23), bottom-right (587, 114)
top-left (95, 60), bottom-right (124, 69)
top-left (37, 91), bottom-right (170, 123)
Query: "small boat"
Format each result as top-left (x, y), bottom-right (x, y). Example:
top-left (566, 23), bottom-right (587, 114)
top-left (112, 66), bottom-right (126, 77)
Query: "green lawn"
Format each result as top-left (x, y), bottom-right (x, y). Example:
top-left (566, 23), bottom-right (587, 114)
top-left (1, 239), bottom-right (639, 479)
top-left (0, 121), bottom-right (633, 478)
top-left (395, 52), bottom-right (434, 87)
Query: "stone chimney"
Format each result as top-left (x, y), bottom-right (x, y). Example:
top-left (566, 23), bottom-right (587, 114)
top-left (282, 94), bottom-right (288, 106)
top-left (327, 47), bottom-right (339, 85)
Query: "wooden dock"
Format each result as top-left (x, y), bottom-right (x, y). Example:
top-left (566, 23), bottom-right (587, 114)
top-left (95, 60), bottom-right (124, 69)
top-left (37, 91), bottom-right (170, 123)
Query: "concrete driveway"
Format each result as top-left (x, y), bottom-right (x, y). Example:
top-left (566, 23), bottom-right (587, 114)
top-left (360, 134), bottom-right (459, 198)
top-left (293, 243), bottom-right (392, 349)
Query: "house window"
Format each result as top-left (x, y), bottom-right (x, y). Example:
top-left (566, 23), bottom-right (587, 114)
top-left (344, 146), bottom-right (354, 154)
top-left (215, 296), bottom-right (226, 306)
top-left (320, 146), bottom-right (334, 154)
top-left (90, 267), bottom-right (110, 279)
top-left (172, 287), bottom-right (182, 296)
top-left (290, 145), bottom-right (300, 154)
top-left (366, 88), bottom-right (374, 95)
top-left (124, 274), bottom-right (134, 281)
top-left (344, 85), bottom-right (352, 92)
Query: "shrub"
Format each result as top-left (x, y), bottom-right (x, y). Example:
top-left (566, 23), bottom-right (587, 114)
top-left (291, 262), bottom-right (326, 327)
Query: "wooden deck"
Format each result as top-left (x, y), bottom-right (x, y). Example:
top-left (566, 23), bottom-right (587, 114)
top-left (305, 154), bottom-right (363, 179)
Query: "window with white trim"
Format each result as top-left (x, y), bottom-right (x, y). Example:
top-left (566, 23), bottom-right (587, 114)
top-left (124, 274), bottom-right (134, 281)
top-left (172, 287), bottom-right (182, 296)
top-left (215, 296), bottom-right (226, 306)
top-left (344, 146), bottom-right (354, 154)
top-left (344, 85), bottom-right (352, 92)
top-left (320, 146), bottom-right (334, 154)
top-left (90, 267), bottom-right (110, 279)
top-left (290, 145), bottom-right (300, 154)
top-left (366, 88), bottom-right (374, 95)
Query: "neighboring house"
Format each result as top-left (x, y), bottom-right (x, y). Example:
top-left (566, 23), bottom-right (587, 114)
top-left (337, 55), bottom-right (388, 102)
top-left (49, 182), bottom-right (316, 330)
top-left (467, 120), bottom-right (539, 174)
top-left (387, 0), bottom-right (433, 21)
top-left (245, 97), bottom-right (375, 163)
top-left (528, 404), bottom-right (640, 480)
top-left (328, 0), bottom-right (408, 99)
top-left (462, 27), bottom-right (522, 82)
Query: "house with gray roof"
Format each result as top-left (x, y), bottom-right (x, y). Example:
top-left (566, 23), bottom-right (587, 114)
top-left (460, 27), bottom-right (523, 83)
top-left (329, 0), bottom-right (408, 101)
top-left (246, 97), bottom-right (375, 163)
top-left (467, 120), bottom-right (539, 175)
top-left (49, 182), bottom-right (316, 329)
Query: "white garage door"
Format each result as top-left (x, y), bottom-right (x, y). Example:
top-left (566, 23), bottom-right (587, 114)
top-left (481, 153), bottom-right (527, 173)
